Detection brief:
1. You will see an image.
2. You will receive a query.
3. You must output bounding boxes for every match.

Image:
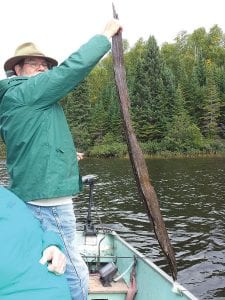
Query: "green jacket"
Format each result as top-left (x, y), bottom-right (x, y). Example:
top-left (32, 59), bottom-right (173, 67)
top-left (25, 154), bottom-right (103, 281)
top-left (0, 186), bottom-right (71, 300)
top-left (0, 35), bottom-right (111, 201)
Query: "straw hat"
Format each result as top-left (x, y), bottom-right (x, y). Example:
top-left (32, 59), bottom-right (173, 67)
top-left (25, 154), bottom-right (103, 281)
top-left (4, 42), bottom-right (58, 74)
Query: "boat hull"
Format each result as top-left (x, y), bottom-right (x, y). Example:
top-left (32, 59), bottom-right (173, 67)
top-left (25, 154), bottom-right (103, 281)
top-left (77, 230), bottom-right (198, 300)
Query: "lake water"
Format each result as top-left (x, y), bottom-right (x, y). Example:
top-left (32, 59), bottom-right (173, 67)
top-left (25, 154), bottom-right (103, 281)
top-left (1, 157), bottom-right (225, 299)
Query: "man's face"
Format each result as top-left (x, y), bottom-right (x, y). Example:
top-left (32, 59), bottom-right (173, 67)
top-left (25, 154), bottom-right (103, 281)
top-left (14, 57), bottom-right (50, 77)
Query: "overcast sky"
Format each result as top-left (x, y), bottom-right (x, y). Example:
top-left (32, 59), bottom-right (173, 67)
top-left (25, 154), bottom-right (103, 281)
top-left (1, 0), bottom-right (225, 78)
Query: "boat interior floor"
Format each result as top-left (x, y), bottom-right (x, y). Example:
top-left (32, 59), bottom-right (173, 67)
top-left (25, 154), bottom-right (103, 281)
top-left (89, 272), bottom-right (128, 294)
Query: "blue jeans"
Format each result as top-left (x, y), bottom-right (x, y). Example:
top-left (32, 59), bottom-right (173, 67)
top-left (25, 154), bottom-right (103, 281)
top-left (26, 203), bottom-right (89, 300)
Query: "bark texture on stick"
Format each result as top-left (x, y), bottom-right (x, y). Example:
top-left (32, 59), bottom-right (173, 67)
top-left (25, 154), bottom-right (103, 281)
top-left (111, 4), bottom-right (177, 280)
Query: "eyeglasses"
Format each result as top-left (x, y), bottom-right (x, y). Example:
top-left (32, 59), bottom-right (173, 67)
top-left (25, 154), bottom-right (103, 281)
top-left (23, 61), bottom-right (50, 69)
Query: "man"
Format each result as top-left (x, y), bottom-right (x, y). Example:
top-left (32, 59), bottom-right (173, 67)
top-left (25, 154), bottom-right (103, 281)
top-left (0, 186), bottom-right (71, 300)
top-left (0, 19), bottom-right (121, 300)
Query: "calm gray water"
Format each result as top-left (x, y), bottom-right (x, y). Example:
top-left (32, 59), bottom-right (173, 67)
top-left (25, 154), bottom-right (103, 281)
top-left (1, 157), bottom-right (225, 299)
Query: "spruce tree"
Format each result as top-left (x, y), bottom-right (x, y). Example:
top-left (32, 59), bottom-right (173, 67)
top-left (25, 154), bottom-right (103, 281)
top-left (200, 64), bottom-right (221, 138)
top-left (61, 79), bottom-right (91, 150)
top-left (132, 36), bottom-right (166, 141)
top-left (164, 85), bottom-right (203, 151)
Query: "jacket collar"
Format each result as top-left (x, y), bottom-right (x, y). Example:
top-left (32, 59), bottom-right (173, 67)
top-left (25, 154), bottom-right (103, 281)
top-left (0, 77), bottom-right (28, 100)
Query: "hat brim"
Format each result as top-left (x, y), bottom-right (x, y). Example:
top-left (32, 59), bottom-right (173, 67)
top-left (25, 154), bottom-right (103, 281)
top-left (4, 55), bottom-right (58, 72)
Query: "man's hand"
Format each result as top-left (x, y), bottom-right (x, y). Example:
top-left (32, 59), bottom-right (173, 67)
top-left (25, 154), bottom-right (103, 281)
top-left (77, 152), bottom-right (84, 161)
top-left (39, 245), bottom-right (66, 275)
top-left (102, 18), bottom-right (122, 39)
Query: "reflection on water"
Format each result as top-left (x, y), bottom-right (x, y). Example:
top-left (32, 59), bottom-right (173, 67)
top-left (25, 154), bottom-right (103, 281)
top-left (1, 157), bottom-right (225, 299)
top-left (0, 161), bottom-right (8, 186)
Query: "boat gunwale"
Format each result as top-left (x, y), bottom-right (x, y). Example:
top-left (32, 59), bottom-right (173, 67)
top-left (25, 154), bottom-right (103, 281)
top-left (78, 229), bottom-right (198, 300)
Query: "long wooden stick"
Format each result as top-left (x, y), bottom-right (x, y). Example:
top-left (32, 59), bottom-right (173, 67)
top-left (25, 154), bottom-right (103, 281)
top-left (111, 4), bottom-right (177, 280)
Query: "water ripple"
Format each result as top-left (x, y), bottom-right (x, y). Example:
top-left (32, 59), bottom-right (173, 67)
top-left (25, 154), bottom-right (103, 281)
top-left (1, 157), bottom-right (225, 299)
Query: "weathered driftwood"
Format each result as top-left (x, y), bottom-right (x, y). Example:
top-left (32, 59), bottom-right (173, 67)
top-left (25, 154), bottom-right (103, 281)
top-left (111, 4), bottom-right (177, 280)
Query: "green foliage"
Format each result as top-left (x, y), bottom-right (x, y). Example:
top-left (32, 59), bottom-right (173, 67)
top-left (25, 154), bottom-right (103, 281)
top-left (61, 79), bottom-right (92, 151)
top-left (162, 121), bottom-right (204, 152)
top-left (88, 143), bottom-right (127, 158)
top-left (200, 63), bottom-right (221, 138)
top-left (87, 133), bottom-right (127, 157)
top-left (139, 141), bottom-right (161, 154)
top-left (59, 25), bottom-right (225, 157)
top-left (162, 85), bottom-right (204, 152)
top-left (2, 27), bottom-right (225, 160)
top-left (70, 126), bottom-right (91, 151)
top-left (0, 138), bottom-right (6, 158)
top-left (131, 36), bottom-right (172, 141)
top-left (89, 99), bottom-right (108, 144)
top-left (62, 79), bottom-right (90, 127)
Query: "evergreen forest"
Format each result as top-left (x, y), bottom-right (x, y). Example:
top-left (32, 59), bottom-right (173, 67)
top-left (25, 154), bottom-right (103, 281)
top-left (2, 25), bottom-right (225, 158)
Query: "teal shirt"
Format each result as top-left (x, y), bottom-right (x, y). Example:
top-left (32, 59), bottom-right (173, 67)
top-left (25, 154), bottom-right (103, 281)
top-left (0, 186), bottom-right (71, 300)
top-left (0, 35), bottom-right (111, 201)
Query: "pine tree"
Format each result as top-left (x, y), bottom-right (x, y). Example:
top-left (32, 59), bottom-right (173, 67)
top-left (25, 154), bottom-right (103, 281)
top-left (200, 64), bottom-right (221, 138)
top-left (61, 79), bottom-right (91, 150)
top-left (164, 85), bottom-right (203, 151)
top-left (89, 99), bottom-right (108, 145)
top-left (132, 36), bottom-right (166, 141)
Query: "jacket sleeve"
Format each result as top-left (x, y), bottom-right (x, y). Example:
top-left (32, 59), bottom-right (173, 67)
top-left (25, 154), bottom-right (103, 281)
top-left (42, 230), bottom-right (65, 252)
top-left (18, 34), bottom-right (111, 108)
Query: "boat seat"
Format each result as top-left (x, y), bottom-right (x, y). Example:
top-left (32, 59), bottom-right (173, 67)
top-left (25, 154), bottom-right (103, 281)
top-left (88, 273), bottom-right (128, 300)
